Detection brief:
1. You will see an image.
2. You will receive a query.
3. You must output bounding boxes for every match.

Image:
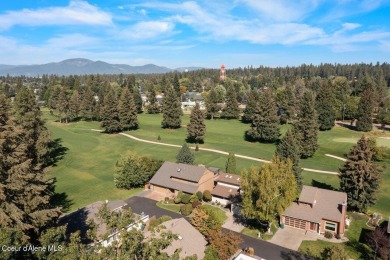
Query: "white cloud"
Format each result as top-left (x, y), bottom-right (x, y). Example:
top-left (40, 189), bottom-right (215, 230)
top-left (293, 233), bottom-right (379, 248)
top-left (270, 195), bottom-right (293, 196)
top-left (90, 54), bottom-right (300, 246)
top-left (238, 0), bottom-right (320, 22)
top-left (120, 21), bottom-right (176, 40)
top-left (0, 1), bottom-right (113, 31)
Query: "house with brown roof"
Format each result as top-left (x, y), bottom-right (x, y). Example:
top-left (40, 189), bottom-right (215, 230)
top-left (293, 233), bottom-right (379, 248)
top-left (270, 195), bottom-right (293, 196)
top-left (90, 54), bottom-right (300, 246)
top-left (211, 172), bottom-right (241, 206)
top-left (281, 186), bottom-right (347, 235)
top-left (148, 162), bottom-right (216, 196)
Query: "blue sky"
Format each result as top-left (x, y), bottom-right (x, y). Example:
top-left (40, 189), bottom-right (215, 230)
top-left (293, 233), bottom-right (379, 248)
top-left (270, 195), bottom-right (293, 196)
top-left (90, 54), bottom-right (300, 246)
top-left (0, 0), bottom-right (389, 68)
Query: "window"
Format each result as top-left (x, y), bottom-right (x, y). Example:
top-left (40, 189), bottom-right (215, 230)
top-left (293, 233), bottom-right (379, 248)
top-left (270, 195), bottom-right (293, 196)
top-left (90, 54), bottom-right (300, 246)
top-left (325, 222), bottom-right (336, 232)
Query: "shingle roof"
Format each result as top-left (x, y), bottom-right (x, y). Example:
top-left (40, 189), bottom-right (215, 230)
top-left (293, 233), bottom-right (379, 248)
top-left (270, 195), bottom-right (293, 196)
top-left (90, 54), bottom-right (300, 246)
top-left (149, 162), bottom-right (208, 194)
top-left (216, 173), bottom-right (241, 186)
top-left (284, 186), bottom-right (347, 223)
top-left (212, 184), bottom-right (239, 199)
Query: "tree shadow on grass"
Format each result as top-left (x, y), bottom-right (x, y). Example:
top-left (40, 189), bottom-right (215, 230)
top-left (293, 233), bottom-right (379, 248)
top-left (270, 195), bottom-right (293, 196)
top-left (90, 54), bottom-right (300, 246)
top-left (51, 191), bottom-right (73, 213)
top-left (344, 239), bottom-right (372, 260)
top-left (48, 138), bottom-right (68, 166)
top-left (58, 207), bottom-right (92, 244)
top-left (280, 250), bottom-right (315, 260)
top-left (311, 180), bottom-right (335, 190)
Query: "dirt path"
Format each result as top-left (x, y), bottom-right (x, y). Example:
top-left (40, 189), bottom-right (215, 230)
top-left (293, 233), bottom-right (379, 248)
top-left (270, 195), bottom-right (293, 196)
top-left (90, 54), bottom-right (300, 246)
top-left (325, 154), bottom-right (347, 162)
top-left (93, 129), bottom-right (339, 174)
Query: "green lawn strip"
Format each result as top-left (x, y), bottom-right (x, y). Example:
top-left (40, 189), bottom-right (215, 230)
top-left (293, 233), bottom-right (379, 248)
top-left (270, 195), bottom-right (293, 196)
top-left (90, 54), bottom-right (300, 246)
top-left (241, 223), bottom-right (278, 240)
top-left (203, 204), bottom-right (228, 224)
top-left (156, 201), bottom-right (181, 214)
top-left (301, 170), bottom-right (340, 190)
top-left (298, 212), bottom-right (373, 259)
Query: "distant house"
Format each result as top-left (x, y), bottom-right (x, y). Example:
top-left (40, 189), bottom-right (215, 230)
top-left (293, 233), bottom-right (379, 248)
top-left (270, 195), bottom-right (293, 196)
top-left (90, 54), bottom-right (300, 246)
top-left (281, 186), bottom-right (347, 235)
top-left (186, 91), bottom-right (204, 101)
top-left (145, 218), bottom-right (207, 259)
top-left (59, 200), bottom-right (149, 247)
top-left (211, 172), bottom-right (241, 206)
top-left (148, 162), bottom-right (216, 196)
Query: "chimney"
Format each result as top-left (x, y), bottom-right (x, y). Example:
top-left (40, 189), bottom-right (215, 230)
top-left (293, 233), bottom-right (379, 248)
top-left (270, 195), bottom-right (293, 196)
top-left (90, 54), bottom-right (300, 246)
top-left (340, 200), bottom-right (347, 235)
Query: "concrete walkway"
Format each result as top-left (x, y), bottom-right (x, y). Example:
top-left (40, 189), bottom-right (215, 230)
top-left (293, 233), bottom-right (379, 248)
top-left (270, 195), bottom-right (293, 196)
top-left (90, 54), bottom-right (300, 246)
top-left (325, 154), bottom-right (347, 162)
top-left (222, 210), bottom-right (245, 232)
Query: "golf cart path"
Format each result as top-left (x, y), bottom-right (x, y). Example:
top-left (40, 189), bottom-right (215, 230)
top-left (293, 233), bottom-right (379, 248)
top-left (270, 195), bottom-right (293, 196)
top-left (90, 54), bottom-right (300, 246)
top-left (92, 129), bottom-right (339, 175)
top-left (325, 154), bottom-right (347, 162)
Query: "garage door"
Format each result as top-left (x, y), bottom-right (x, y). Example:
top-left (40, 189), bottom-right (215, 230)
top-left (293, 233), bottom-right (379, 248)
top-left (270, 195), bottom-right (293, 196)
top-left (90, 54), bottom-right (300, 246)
top-left (285, 216), bottom-right (306, 229)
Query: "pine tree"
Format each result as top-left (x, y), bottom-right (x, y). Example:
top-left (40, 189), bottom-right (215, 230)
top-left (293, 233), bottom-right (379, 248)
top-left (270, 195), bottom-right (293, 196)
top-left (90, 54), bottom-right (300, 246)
top-left (246, 88), bottom-right (280, 143)
top-left (293, 91), bottom-right (319, 158)
top-left (241, 90), bottom-right (258, 123)
top-left (118, 88), bottom-right (138, 131)
top-left (69, 90), bottom-right (81, 120)
top-left (0, 95), bottom-right (60, 241)
top-left (57, 87), bottom-right (70, 123)
top-left (47, 86), bottom-right (61, 115)
top-left (339, 136), bottom-right (382, 212)
top-left (356, 77), bottom-right (375, 132)
top-left (176, 143), bottom-right (195, 165)
top-left (100, 89), bottom-right (121, 133)
top-left (225, 152), bottom-right (237, 174)
top-left (205, 88), bottom-right (220, 120)
top-left (281, 84), bottom-right (296, 123)
top-left (146, 85), bottom-right (159, 114)
top-left (13, 87), bottom-right (52, 167)
top-left (275, 130), bottom-right (302, 192)
top-left (221, 84), bottom-right (240, 119)
top-left (132, 86), bottom-right (143, 113)
top-left (80, 86), bottom-right (96, 120)
top-left (187, 102), bottom-right (206, 143)
top-left (316, 80), bottom-right (335, 130)
top-left (173, 74), bottom-right (181, 98)
top-left (161, 86), bottom-right (182, 129)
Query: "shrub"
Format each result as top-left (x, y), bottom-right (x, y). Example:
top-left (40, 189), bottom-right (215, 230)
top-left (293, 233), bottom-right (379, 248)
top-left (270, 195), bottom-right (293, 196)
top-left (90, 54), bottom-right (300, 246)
top-left (180, 204), bottom-right (193, 216)
top-left (177, 191), bottom-right (183, 198)
top-left (164, 197), bottom-right (169, 203)
top-left (192, 201), bottom-right (202, 208)
top-left (324, 231), bottom-right (333, 239)
top-left (181, 194), bottom-right (191, 204)
top-left (196, 191), bottom-right (203, 201)
top-left (174, 196), bottom-right (181, 204)
top-left (203, 190), bottom-right (212, 202)
top-left (335, 233), bottom-right (341, 239)
top-left (157, 135), bottom-right (161, 140)
top-left (189, 194), bottom-right (199, 203)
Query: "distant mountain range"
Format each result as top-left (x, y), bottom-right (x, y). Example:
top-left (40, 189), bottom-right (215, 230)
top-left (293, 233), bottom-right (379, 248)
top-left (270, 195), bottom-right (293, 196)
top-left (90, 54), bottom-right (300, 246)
top-left (0, 58), bottom-right (204, 76)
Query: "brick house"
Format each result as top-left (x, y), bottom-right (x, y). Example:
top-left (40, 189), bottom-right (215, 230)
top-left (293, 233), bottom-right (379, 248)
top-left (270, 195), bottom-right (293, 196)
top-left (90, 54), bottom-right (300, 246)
top-left (281, 186), bottom-right (347, 235)
top-left (148, 162), bottom-right (216, 196)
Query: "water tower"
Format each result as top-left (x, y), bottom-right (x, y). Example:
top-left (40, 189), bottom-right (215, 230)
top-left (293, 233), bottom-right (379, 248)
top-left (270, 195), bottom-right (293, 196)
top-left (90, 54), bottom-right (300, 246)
top-left (220, 64), bottom-right (226, 81)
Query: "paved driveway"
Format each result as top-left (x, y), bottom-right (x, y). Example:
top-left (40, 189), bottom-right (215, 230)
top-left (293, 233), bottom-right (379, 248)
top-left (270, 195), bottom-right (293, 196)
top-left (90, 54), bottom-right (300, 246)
top-left (124, 196), bottom-right (181, 219)
top-left (270, 226), bottom-right (318, 250)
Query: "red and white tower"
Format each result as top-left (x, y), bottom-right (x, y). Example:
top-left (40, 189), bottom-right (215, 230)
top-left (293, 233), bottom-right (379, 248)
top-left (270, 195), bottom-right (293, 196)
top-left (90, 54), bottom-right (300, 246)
top-left (220, 64), bottom-right (226, 81)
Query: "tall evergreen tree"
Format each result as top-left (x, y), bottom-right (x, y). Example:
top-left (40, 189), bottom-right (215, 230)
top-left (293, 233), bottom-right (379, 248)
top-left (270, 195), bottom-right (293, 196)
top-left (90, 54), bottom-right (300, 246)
top-left (339, 136), bottom-right (382, 212)
top-left (57, 87), bottom-right (70, 123)
top-left (205, 88), bottom-right (220, 120)
top-left (173, 74), bottom-right (181, 98)
top-left (225, 152), bottom-right (237, 174)
top-left (69, 90), bottom-right (81, 120)
top-left (356, 77), bottom-right (375, 132)
top-left (246, 88), bottom-right (280, 143)
top-left (316, 80), bottom-right (335, 130)
top-left (13, 87), bottom-right (51, 167)
top-left (132, 86), bottom-right (143, 113)
top-left (0, 95), bottom-right (60, 241)
top-left (275, 130), bottom-right (302, 192)
top-left (118, 88), bottom-right (138, 131)
top-left (161, 86), bottom-right (182, 129)
top-left (281, 84), bottom-right (296, 123)
top-left (221, 84), bottom-right (240, 119)
top-left (187, 102), bottom-right (206, 143)
top-left (241, 90), bottom-right (258, 123)
top-left (176, 143), bottom-right (195, 165)
top-left (80, 86), bottom-right (96, 120)
top-left (100, 89), bottom-right (121, 133)
top-left (47, 86), bottom-right (61, 115)
top-left (293, 91), bottom-right (319, 158)
top-left (146, 85), bottom-right (159, 114)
